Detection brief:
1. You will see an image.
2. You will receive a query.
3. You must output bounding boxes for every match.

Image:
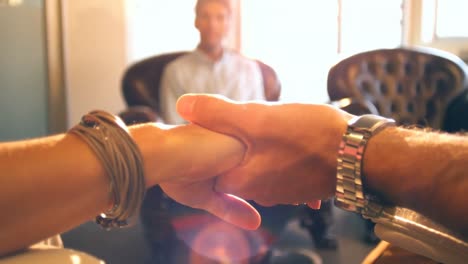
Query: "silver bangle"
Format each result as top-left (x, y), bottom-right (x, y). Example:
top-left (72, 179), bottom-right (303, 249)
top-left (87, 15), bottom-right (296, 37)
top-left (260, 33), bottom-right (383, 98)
top-left (70, 110), bottom-right (146, 229)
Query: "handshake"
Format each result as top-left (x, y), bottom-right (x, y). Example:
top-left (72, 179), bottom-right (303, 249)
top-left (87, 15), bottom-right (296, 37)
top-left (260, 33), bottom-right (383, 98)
top-left (2, 93), bottom-right (466, 258)
top-left (154, 94), bottom-right (353, 230)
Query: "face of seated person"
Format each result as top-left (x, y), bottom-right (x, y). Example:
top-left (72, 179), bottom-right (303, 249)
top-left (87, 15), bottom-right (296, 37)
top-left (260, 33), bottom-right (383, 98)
top-left (195, 0), bottom-right (231, 53)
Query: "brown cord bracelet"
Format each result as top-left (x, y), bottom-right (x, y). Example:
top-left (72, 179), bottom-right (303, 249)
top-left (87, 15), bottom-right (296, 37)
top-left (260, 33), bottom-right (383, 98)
top-left (70, 110), bottom-right (146, 229)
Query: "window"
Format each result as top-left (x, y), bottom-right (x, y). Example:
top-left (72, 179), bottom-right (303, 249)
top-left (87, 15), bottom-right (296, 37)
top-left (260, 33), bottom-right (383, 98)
top-left (414, 0), bottom-right (468, 61)
top-left (435, 0), bottom-right (468, 38)
top-left (240, 1), bottom-right (404, 103)
top-left (339, 0), bottom-right (403, 55)
top-left (423, 0), bottom-right (468, 39)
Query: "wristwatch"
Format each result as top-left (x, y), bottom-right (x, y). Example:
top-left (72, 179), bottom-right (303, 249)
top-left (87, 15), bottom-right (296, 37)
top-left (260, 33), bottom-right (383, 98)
top-left (334, 115), bottom-right (468, 263)
top-left (334, 114), bottom-right (395, 219)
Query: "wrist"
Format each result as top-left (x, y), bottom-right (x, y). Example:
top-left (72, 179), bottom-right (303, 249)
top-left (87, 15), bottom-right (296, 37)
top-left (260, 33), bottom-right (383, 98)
top-left (325, 106), bottom-right (354, 195)
top-left (129, 123), bottom-right (246, 187)
top-left (362, 126), bottom-right (403, 204)
top-left (128, 123), bottom-right (165, 187)
top-left (305, 105), bottom-right (353, 198)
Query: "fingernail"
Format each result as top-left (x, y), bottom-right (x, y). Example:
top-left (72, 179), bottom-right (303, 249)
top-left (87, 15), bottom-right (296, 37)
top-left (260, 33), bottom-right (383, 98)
top-left (177, 95), bottom-right (196, 117)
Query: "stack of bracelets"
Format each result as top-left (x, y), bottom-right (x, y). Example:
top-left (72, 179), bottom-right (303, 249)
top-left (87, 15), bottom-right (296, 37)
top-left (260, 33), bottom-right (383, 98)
top-left (70, 110), bottom-right (146, 230)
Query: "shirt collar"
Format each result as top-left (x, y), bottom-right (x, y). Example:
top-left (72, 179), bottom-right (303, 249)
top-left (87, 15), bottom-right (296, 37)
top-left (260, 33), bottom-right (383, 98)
top-left (193, 47), bottom-right (230, 66)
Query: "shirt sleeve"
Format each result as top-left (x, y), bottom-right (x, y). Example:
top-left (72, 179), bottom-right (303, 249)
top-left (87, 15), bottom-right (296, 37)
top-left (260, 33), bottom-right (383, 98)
top-left (251, 62), bottom-right (266, 100)
top-left (159, 64), bottom-right (187, 124)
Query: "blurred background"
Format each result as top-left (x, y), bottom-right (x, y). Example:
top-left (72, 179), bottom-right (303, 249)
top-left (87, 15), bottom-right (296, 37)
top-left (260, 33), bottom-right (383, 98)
top-left (2, 0), bottom-right (468, 141)
top-left (1, 0), bottom-right (468, 263)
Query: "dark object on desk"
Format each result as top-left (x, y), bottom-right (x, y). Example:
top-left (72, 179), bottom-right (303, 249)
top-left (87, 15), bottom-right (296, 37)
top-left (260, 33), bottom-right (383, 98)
top-left (119, 105), bottom-right (159, 125)
top-left (443, 88), bottom-right (468, 132)
top-left (299, 200), bottom-right (338, 249)
top-left (327, 46), bottom-right (468, 258)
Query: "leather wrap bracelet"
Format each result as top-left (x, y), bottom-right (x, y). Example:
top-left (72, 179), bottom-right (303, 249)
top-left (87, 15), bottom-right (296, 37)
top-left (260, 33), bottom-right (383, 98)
top-left (70, 110), bottom-right (146, 229)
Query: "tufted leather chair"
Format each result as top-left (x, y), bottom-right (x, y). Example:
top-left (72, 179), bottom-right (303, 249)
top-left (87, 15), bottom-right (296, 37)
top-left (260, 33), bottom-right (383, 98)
top-left (120, 51), bottom-right (281, 124)
top-left (327, 46), bottom-right (468, 129)
top-left (119, 51), bottom-right (283, 263)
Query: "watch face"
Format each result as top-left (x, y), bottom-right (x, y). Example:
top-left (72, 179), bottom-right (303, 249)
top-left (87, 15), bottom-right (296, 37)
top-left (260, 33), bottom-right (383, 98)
top-left (350, 115), bottom-right (396, 133)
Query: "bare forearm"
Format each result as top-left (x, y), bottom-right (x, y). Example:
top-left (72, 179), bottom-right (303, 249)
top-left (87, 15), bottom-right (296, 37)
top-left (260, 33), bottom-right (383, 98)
top-left (364, 127), bottom-right (468, 237)
top-left (0, 123), bottom-right (244, 255)
top-left (0, 133), bottom-right (110, 255)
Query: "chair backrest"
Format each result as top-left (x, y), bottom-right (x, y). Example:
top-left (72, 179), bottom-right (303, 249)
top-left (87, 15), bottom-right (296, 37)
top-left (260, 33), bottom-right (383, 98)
top-left (122, 52), bottom-right (187, 115)
top-left (327, 47), bottom-right (468, 129)
top-left (122, 51), bottom-right (281, 115)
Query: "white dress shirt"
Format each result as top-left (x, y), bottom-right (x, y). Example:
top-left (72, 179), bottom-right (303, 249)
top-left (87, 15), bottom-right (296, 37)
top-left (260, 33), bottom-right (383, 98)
top-left (159, 48), bottom-right (265, 124)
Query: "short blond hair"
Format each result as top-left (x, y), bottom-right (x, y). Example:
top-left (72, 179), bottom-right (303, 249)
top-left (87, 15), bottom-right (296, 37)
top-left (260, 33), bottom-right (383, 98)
top-left (195, 0), bottom-right (232, 15)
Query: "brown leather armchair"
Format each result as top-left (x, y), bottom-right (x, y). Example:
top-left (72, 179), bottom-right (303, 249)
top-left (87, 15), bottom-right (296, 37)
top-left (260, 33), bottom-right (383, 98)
top-left (120, 51), bottom-right (281, 124)
top-left (119, 51), bottom-right (283, 263)
top-left (327, 46), bottom-right (468, 129)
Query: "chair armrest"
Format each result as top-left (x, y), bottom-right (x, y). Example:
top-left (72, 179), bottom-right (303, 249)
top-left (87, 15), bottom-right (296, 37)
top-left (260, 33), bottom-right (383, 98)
top-left (118, 106), bottom-right (160, 125)
top-left (329, 97), bottom-right (380, 115)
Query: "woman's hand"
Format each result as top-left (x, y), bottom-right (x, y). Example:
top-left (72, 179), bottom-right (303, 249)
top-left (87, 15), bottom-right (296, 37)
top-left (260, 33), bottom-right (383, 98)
top-left (176, 94), bottom-right (353, 206)
top-left (132, 123), bottom-right (260, 230)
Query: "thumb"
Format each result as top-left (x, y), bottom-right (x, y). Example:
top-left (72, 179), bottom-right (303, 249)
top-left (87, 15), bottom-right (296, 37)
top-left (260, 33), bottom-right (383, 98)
top-left (177, 94), bottom-right (251, 136)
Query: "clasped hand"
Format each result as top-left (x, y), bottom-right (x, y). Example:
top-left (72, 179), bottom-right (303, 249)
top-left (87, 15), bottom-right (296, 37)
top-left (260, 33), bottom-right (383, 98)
top-left (158, 94), bottom-right (352, 230)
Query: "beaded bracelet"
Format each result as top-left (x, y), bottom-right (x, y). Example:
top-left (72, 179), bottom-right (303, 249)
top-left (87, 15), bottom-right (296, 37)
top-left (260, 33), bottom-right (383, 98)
top-left (70, 110), bottom-right (146, 229)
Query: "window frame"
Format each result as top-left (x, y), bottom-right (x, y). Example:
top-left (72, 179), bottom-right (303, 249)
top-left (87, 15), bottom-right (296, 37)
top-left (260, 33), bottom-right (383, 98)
top-left (404, 0), bottom-right (468, 59)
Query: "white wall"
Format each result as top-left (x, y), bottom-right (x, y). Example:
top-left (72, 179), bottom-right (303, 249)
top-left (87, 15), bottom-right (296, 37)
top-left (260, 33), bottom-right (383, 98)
top-left (125, 0), bottom-right (240, 63)
top-left (62, 0), bottom-right (240, 126)
top-left (0, 0), bottom-right (49, 140)
top-left (62, 0), bottom-right (127, 127)
top-left (241, 1), bottom-right (338, 103)
top-left (125, 0), bottom-right (198, 63)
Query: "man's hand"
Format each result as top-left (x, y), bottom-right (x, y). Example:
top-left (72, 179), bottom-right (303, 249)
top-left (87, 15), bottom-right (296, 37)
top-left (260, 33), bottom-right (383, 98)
top-left (177, 94), bottom-right (352, 207)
